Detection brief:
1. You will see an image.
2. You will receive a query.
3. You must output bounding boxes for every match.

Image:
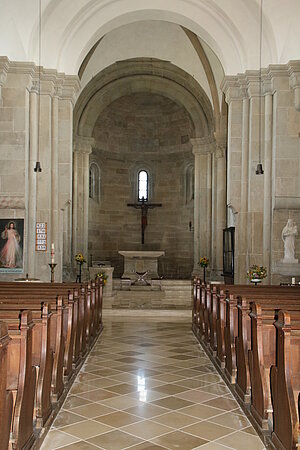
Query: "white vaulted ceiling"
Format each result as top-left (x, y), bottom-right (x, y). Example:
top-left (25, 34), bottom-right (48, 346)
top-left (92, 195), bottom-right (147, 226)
top-left (1, 0), bottom-right (299, 112)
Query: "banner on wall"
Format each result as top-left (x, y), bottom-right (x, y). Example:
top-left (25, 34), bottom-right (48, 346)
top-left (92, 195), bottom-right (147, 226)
top-left (0, 218), bottom-right (24, 273)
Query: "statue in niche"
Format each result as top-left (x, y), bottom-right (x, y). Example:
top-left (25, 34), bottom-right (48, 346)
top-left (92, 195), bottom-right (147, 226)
top-left (281, 218), bottom-right (298, 263)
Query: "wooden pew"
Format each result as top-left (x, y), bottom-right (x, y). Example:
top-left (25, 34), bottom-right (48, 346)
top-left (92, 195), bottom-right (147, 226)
top-left (0, 304), bottom-right (53, 429)
top-left (6, 311), bottom-right (36, 450)
top-left (270, 310), bottom-right (300, 450)
top-left (0, 322), bottom-right (13, 450)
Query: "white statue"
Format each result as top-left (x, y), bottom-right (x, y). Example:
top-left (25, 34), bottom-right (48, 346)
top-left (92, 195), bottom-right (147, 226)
top-left (281, 219), bottom-right (298, 263)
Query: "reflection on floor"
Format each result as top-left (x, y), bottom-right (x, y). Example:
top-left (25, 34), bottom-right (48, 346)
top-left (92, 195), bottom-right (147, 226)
top-left (41, 315), bottom-right (265, 450)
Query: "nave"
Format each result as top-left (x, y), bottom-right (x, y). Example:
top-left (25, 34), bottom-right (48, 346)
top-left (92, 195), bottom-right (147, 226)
top-left (41, 315), bottom-right (265, 450)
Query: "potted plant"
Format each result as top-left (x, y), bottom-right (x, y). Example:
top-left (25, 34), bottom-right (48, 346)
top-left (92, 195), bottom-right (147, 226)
top-left (75, 253), bottom-right (86, 283)
top-left (247, 265), bottom-right (267, 285)
top-left (199, 256), bottom-right (209, 283)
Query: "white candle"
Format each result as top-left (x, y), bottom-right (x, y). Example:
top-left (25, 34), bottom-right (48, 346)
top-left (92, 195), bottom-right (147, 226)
top-left (292, 277), bottom-right (296, 285)
top-left (51, 243), bottom-right (55, 263)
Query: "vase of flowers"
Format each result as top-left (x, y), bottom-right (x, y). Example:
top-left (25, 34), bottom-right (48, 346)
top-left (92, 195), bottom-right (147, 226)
top-left (96, 271), bottom-right (108, 286)
top-left (199, 256), bottom-right (209, 283)
top-left (247, 265), bottom-right (267, 285)
top-left (75, 253), bottom-right (86, 283)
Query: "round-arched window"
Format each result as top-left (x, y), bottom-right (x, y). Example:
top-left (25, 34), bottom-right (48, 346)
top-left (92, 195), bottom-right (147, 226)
top-left (138, 170), bottom-right (148, 201)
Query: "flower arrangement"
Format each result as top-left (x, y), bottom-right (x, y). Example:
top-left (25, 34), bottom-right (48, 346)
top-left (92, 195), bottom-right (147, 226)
top-left (96, 272), bottom-right (108, 285)
top-left (199, 256), bottom-right (209, 268)
top-left (247, 265), bottom-right (267, 281)
top-left (75, 253), bottom-right (86, 264)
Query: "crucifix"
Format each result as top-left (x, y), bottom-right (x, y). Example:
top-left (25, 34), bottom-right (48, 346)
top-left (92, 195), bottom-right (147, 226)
top-left (127, 197), bottom-right (162, 244)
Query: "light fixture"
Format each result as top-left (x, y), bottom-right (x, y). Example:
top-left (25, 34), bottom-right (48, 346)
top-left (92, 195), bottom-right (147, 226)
top-left (256, 0), bottom-right (264, 175)
top-left (34, 0), bottom-right (42, 173)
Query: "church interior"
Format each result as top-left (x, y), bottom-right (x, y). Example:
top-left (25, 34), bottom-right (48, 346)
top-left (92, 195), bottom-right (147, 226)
top-left (0, 1), bottom-right (300, 449)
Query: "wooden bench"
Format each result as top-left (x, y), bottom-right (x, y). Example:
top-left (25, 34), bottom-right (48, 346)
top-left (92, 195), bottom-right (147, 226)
top-left (0, 321), bottom-right (13, 450)
top-left (270, 310), bottom-right (300, 450)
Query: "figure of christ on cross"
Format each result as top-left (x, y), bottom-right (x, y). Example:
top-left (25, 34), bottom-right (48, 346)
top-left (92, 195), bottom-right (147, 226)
top-left (127, 197), bottom-right (162, 244)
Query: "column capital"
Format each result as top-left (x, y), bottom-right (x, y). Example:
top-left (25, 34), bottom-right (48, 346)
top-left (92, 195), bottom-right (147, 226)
top-left (220, 76), bottom-right (243, 103)
top-left (190, 136), bottom-right (215, 155)
top-left (288, 60), bottom-right (300, 111)
top-left (0, 57), bottom-right (9, 87)
top-left (74, 135), bottom-right (95, 154)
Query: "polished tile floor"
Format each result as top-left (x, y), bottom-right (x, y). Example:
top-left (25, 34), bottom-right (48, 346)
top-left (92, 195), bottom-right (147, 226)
top-left (41, 316), bottom-right (265, 450)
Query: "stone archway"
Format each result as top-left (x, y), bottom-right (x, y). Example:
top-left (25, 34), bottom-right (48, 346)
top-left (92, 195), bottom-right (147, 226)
top-left (73, 58), bottom-right (226, 279)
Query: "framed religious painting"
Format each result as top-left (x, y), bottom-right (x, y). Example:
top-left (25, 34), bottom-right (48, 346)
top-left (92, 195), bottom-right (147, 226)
top-left (0, 218), bottom-right (24, 273)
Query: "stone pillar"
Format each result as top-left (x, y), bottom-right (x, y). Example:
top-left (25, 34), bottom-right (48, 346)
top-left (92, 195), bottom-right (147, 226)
top-left (73, 136), bottom-right (94, 264)
top-left (221, 78), bottom-right (244, 282)
top-left (191, 136), bottom-right (214, 274)
top-left (51, 89), bottom-right (60, 274)
top-left (238, 89), bottom-right (250, 282)
top-left (247, 77), bottom-right (264, 270)
top-left (27, 82), bottom-right (39, 276)
top-left (214, 140), bottom-right (227, 278)
top-left (263, 86), bottom-right (273, 282)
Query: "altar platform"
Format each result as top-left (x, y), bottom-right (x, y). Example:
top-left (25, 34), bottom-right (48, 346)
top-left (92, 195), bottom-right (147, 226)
top-left (118, 250), bottom-right (165, 281)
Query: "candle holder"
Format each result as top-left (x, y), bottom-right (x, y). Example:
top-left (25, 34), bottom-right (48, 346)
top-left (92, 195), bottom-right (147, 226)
top-left (76, 262), bottom-right (82, 283)
top-left (49, 263), bottom-right (57, 283)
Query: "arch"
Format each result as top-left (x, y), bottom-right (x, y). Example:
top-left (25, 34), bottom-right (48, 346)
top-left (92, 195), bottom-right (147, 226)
top-left (74, 58), bottom-right (214, 140)
top-left (25, 0), bottom-right (278, 75)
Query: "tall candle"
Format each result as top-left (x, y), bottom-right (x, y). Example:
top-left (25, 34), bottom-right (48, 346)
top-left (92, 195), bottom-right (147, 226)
top-left (51, 243), bottom-right (55, 263)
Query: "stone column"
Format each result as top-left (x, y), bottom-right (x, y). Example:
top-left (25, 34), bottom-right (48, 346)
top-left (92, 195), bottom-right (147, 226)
top-left (214, 140), bottom-right (227, 278)
top-left (263, 85), bottom-right (273, 282)
top-left (238, 88), bottom-right (250, 282)
top-left (191, 136), bottom-right (214, 274)
top-left (27, 81), bottom-right (39, 276)
top-left (51, 88), bottom-right (60, 277)
top-left (221, 77), bottom-right (244, 282)
top-left (73, 136), bottom-right (94, 263)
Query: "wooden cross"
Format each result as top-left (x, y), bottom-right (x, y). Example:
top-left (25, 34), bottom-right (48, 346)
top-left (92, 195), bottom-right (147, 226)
top-left (127, 197), bottom-right (162, 244)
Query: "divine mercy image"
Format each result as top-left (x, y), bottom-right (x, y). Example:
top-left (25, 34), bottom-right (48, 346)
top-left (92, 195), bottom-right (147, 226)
top-left (0, 219), bottom-right (24, 272)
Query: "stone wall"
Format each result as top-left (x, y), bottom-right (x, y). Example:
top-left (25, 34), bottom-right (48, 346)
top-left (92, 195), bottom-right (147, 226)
top-left (88, 92), bottom-right (194, 279)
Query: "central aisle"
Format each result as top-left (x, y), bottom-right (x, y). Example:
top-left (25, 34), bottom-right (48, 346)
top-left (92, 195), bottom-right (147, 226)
top-left (41, 315), bottom-right (265, 450)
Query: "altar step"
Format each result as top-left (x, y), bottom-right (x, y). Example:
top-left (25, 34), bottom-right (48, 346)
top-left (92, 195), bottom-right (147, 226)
top-left (103, 279), bottom-right (193, 309)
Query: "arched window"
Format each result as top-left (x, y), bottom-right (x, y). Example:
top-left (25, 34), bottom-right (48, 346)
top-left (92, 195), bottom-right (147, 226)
top-left (89, 163), bottom-right (100, 202)
top-left (185, 165), bottom-right (194, 204)
top-left (138, 170), bottom-right (148, 201)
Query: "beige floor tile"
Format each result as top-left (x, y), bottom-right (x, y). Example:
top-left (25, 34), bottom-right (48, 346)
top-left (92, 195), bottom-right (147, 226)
top-left (182, 420), bottom-right (234, 440)
top-left (105, 382), bottom-right (138, 394)
top-left (122, 419), bottom-right (173, 440)
top-left (53, 411), bottom-right (86, 428)
top-left (151, 411), bottom-right (201, 429)
top-left (198, 384), bottom-right (230, 395)
top-left (76, 372), bottom-right (101, 382)
top-left (41, 430), bottom-right (79, 450)
top-left (209, 411), bottom-right (251, 430)
top-left (56, 441), bottom-right (99, 450)
top-left (128, 442), bottom-right (166, 449)
top-left (62, 396), bottom-right (92, 410)
top-left (175, 390), bottom-right (217, 404)
top-left (200, 443), bottom-right (234, 449)
top-left (99, 394), bottom-right (141, 410)
top-left (151, 373), bottom-right (186, 383)
top-left (70, 382), bottom-right (100, 395)
top-left (128, 389), bottom-right (169, 403)
top-left (95, 411), bottom-right (142, 427)
top-left (176, 379), bottom-right (212, 389)
top-left (125, 403), bottom-right (168, 419)
top-left (152, 384), bottom-right (188, 395)
top-left (180, 404), bottom-right (225, 419)
top-left (216, 430), bottom-right (265, 449)
top-left (151, 396), bottom-right (194, 410)
top-left (71, 403), bottom-right (116, 419)
top-left (78, 389), bottom-right (119, 401)
top-left (60, 419), bottom-right (113, 439)
top-left (151, 430), bottom-right (208, 449)
top-left (87, 429), bottom-right (143, 449)
top-left (203, 397), bottom-right (239, 412)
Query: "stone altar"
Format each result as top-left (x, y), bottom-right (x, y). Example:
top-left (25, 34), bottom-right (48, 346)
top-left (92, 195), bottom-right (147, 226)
top-left (118, 250), bottom-right (165, 280)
